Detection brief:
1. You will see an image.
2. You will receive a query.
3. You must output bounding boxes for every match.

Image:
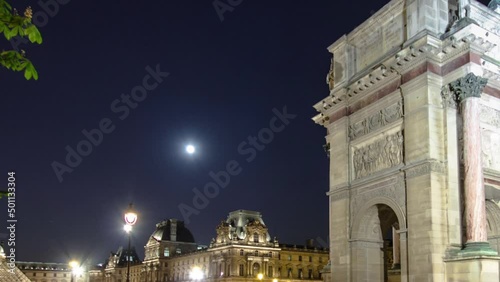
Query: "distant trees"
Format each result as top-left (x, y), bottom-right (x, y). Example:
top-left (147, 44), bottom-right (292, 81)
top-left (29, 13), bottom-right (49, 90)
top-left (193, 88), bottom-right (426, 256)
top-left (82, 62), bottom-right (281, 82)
top-left (0, 0), bottom-right (42, 80)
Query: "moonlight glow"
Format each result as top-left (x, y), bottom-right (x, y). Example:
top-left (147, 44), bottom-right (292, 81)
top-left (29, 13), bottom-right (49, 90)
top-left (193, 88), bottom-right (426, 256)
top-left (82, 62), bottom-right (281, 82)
top-left (186, 145), bottom-right (196, 154)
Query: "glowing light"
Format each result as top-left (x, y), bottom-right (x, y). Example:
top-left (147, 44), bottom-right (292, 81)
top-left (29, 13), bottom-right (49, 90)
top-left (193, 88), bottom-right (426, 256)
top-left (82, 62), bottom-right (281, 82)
top-left (186, 144), bottom-right (196, 154)
top-left (124, 203), bottom-right (137, 226)
top-left (273, 279), bottom-right (278, 282)
top-left (189, 266), bottom-right (204, 280)
top-left (124, 224), bottom-right (132, 233)
top-left (69, 261), bottom-right (83, 276)
top-left (73, 266), bottom-right (84, 276)
top-left (257, 273), bottom-right (264, 280)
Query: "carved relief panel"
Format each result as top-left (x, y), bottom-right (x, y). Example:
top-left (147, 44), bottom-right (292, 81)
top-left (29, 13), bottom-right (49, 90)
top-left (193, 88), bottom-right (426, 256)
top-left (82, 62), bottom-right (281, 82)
top-left (481, 105), bottom-right (500, 171)
top-left (349, 102), bottom-right (403, 141)
top-left (352, 130), bottom-right (404, 179)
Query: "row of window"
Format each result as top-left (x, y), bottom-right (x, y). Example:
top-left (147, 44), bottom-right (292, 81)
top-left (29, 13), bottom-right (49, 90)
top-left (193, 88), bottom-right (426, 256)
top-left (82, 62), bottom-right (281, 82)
top-left (32, 273), bottom-right (69, 277)
top-left (237, 264), bottom-right (321, 279)
top-left (238, 250), bottom-right (323, 262)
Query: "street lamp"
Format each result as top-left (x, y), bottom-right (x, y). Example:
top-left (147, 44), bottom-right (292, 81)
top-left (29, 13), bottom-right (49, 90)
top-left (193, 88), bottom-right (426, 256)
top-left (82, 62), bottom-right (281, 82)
top-left (189, 266), bottom-right (204, 280)
top-left (69, 261), bottom-right (83, 282)
top-left (124, 203), bottom-right (137, 282)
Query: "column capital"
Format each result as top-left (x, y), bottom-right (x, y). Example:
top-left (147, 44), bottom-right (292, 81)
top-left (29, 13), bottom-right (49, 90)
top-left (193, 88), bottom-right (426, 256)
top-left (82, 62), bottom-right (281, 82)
top-left (449, 73), bottom-right (488, 102)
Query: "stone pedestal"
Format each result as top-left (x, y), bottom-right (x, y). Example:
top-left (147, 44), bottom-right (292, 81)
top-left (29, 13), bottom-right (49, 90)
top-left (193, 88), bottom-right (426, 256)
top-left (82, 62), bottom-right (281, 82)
top-left (445, 256), bottom-right (500, 281)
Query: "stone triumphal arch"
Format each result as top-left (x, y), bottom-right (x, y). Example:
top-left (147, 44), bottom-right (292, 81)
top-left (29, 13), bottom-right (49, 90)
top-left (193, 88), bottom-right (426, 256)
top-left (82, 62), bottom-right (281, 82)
top-left (314, 0), bottom-right (500, 281)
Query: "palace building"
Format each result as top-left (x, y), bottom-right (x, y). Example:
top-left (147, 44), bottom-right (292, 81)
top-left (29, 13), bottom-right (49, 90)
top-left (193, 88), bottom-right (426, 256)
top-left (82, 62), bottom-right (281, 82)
top-left (98, 210), bottom-right (328, 282)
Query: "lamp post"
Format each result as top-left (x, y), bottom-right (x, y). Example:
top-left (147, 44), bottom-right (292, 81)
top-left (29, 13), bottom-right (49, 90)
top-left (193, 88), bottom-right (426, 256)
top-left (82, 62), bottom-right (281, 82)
top-left (69, 261), bottom-right (82, 282)
top-left (124, 203), bottom-right (138, 282)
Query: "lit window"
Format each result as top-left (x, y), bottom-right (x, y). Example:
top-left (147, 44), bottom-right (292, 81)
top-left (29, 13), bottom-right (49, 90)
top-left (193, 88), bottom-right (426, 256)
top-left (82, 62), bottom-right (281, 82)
top-left (288, 255), bottom-right (292, 261)
top-left (176, 248), bottom-right (181, 254)
top-left (164, 248), bottom-right (170, 257)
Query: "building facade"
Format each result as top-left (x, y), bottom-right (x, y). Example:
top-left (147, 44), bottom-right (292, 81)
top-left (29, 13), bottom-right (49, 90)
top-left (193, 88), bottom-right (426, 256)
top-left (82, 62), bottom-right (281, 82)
top-left (313, 0), bottom-right (500, 281)
top-left (16, 261), bottom-right (88, 282)
top-left (101, 210), bottom-right (328, 282)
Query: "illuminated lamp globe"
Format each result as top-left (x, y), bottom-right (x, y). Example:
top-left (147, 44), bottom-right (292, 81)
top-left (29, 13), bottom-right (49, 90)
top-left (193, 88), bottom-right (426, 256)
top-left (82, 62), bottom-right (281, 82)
top-left (124, 203), bottom-right (137, 226)
top-left (189, 266), bottom-right (204, 280)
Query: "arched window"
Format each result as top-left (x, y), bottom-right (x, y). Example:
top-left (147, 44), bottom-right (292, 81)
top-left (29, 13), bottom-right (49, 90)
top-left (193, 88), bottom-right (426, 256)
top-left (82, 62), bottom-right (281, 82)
top-left (253, 233), bottom-right (259, 243)
top-left (253, 263), bottom-right (260, 275)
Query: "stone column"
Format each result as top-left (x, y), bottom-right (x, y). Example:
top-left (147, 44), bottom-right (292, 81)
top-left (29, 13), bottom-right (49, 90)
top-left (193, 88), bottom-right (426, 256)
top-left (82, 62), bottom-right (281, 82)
top-left (449, 73), bottom-right (496, 255)
top-left (392, 226), bottom-right (401, 269)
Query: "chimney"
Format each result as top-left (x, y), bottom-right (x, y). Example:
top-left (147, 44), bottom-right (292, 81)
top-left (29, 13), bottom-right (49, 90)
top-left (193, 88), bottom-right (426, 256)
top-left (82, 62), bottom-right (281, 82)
top-left (170, 219), bottom-right (177, 242)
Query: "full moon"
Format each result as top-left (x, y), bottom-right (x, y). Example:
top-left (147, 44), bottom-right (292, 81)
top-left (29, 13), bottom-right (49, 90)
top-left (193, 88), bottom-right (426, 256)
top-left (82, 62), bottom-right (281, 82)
top-left (186, 145), bottom-right (196, 154)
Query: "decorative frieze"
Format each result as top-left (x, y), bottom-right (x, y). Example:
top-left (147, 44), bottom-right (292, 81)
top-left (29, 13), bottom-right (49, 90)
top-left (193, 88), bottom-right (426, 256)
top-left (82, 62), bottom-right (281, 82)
top-left (482, 130), bottom-right (500, 170)
top-left (353, 131), bottom-right (403, 179)
top-left (330, 189), bottom-right (349, 202)
top-left (480, 105), bottom-right (500, 128)
top-left (404, 161), bottom-right (446, 179)
top-left (349, 102), bottom-right (403, 140)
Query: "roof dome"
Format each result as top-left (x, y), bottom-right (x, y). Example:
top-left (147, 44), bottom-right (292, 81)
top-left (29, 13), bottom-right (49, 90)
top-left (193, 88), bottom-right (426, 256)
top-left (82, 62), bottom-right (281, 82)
top-left (151, 219), bottom-right (195, 243)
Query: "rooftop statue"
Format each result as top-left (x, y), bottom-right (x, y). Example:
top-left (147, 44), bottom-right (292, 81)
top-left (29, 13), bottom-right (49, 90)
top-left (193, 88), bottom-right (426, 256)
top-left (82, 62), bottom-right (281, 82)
top-left (489, 0), bottom-right (500, 12)
top-left (326, 57), bottom-right (335, 91)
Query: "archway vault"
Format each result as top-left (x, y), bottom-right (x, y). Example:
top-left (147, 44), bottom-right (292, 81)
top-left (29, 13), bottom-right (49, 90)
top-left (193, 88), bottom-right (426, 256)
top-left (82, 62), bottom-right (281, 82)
top-left (351, 196), bottom-right (406, 240)
top-left (349, 196), bottom-right (406, 282)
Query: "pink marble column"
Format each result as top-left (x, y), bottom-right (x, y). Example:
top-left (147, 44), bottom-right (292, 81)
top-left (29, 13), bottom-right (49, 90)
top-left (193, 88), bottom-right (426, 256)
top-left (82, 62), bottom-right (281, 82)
top-left (450, 73), bottom-right (489, 247)
top-left (462, 97), bottom-right (488, 243)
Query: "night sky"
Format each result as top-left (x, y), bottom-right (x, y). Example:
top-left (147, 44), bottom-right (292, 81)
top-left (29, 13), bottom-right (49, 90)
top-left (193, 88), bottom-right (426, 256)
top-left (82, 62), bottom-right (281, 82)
top-left (3, 0), bottom-right (490, 266)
